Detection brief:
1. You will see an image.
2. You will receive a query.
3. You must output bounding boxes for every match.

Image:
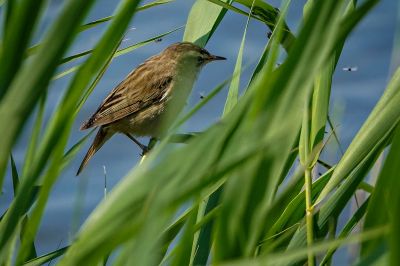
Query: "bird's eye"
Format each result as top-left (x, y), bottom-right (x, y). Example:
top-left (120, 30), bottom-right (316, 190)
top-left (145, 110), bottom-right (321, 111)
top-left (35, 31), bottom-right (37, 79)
top-left (197, 56), bottom-right (204, 63)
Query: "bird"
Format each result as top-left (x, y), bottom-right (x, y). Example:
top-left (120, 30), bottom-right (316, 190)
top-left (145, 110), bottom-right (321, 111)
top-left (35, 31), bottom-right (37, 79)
top-left (76, 42), bottom-right (226, 175)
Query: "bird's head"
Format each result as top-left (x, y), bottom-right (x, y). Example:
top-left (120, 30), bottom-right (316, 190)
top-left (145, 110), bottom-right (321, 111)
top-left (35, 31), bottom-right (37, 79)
top-left (163, 42), bottom-right (226, 68)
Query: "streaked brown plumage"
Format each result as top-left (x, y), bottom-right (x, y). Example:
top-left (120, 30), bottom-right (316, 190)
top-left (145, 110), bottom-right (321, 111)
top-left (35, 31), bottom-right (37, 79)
top-left (77, 42), bottom-right (225, 175)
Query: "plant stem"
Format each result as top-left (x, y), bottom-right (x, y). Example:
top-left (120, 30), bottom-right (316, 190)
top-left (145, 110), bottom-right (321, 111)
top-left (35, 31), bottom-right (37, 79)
top-left (305, 167), bottom-right (315, 266)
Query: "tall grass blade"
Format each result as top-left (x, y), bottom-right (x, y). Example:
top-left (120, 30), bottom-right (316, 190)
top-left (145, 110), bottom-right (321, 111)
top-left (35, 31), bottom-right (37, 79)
top-left (213, 0), bottom-right (292, 259)
top-left (0, 0), bottom-right (47, 100)
top-left (0, 0), bottom-right (143, 263)
top-left (235, 0), bottom-right (295, 52)
top-left (286, 135), bottom-right (389, 265)
top-left (0, 0), bottom-right (96, 187)
top-left (320, 197), bottom-right (370, 265)
top-left (189, 4), bottom-right (253, 260)
top-left (362, 124), bottom-right (400, 264)
top-left (10, 154), bottom-right (18, 195)
top-left (171, 207), bottom-right (198, 266)
top-left (10, 155), bottom-right (38, 262)
top-left (15, 0), bottom-right (141, 260)
top-left (183, 0), bottom-right (232, 46)
top-left (223, 1), bottom-right (253, 114)
top-left (23, 246), bottom-right (68, 266)
top-left (22, 93), bottom-right (46, 177)
top-left (316, 65), bottom-right (400, 204)
top-left (2, 0), bottom-right (14, 35)
top-left (226, 226), bottom-right (388, 266)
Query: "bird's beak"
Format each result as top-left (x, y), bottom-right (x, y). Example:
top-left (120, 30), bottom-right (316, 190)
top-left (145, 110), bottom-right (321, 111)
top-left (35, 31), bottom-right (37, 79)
top-left (208, 54), bottom-right (226, 61)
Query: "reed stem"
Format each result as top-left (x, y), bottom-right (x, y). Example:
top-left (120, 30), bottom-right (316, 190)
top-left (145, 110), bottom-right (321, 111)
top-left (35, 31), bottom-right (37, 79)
top-left (305, 167), bottom-right (315, 266)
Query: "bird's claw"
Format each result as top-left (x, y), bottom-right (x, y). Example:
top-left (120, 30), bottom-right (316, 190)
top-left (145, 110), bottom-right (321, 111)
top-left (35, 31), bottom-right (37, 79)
top-left (140, 145), bottom-right (149, 156)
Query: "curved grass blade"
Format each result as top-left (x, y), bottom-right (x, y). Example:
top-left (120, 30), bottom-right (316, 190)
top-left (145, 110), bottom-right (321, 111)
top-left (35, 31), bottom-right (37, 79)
top-left (297, 2), bottom-right (359, 263)
top-left (300, 0), bottom-right (357, 169)
top-left (267, 168), bottom-right (334, 242)
top-left (0, 0), bottom-right (47, 100)
top-left (10, 155), bottom-right (38, 262)
top-left (0, 132), bottom-right (89, 258)
top-left (225, 226), bottom-right (388, 266)
top-left (235, 0), bottom-right (295, 52)
top-left (222, 0), bottom-right (253, 114)
top-left (16, 132), bottom-right (94, 264)
top-left (22, 93), bottom-right (46, 177)
top-left (0, 0), bottom-right (97, 188)
top-left (320, 197), bottom-right (370, 265)
top-left (286, 134), bottom-right (390, 265)
top-left (316, 65), bottom-right (400, 205)
top-left (191, 189), bottom-right (222, 265)
top-left (3, 0), bottom-right (142, 262)
top-left (205, 0), bottom-right (266, 24)
top-left (16, 30), bottom-right (128, 266)
top-left (75, 38), bottom-right (124, 112)
top-left (183, 0), bottom-right (232, 46)
top-left (0, 0), bottom-right (97, 257)
top-left (22, 246), bottom-right (68, 266)
top-left (28, 5), bottom-right (143, 265)
top-left (54, 26), bottom-right (183, 80)
top-left (2, 0), bottom-right (14, 35)
top-left (1, 129), bottom-right (94, 221)
top-left (362, 124), bottom-right (400, 264)
top-left (26, 0), bottom-right (174, 56)
top-left (209, 11), bottom-right (290, 256)
top-left (79, 0), bottom-right (173, 32)
top-left (170, 207), bottom-right (198, 266)
top-left (191, 3), bottom-right (255, 263)
top-left (219, 0), bottom-right (368, 260)
top-left (10, 154), bottom-right (18, 195)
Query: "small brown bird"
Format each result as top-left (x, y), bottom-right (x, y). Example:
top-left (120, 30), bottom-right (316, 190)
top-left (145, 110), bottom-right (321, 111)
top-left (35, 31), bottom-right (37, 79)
top-left (77, 42), bottom-right (226, 175)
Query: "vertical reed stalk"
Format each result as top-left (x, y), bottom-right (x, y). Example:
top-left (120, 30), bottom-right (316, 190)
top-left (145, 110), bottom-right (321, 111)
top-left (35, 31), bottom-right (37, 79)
top-left (305, 167), bottom-right (315, 266)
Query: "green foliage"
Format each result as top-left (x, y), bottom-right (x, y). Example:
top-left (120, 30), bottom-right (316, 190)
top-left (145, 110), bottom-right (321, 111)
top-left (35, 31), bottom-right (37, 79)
top-left (0, 0), bottom-right (398, 265)
top-left (183, 0), bottom-right (232, 46)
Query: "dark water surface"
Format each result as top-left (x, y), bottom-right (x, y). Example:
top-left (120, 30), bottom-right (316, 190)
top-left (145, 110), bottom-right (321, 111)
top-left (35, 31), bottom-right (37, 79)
top-left (1, 0), bottom-right (398, 264)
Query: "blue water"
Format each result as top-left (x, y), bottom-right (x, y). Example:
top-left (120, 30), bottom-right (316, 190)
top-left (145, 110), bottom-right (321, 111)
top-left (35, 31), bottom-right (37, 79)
top-left (1, 0), bottom-right (398, 264)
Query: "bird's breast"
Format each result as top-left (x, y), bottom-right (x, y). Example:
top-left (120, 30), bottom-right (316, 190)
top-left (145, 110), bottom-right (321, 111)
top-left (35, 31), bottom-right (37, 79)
top-left (169, 65), bottom-right (200, 110)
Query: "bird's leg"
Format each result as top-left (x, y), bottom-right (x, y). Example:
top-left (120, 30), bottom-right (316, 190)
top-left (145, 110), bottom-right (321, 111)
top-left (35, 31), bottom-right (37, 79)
top-left (124, 133), bottom-right (149, 155)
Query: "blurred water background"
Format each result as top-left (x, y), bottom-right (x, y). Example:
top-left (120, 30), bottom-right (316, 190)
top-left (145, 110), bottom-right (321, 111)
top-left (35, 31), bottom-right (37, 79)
top-left (0, 0), bottom-right (398, 264)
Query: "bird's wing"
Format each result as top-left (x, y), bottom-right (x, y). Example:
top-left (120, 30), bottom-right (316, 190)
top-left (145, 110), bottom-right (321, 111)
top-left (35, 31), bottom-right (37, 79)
top-left (80, 59), bottom-right (174, 130)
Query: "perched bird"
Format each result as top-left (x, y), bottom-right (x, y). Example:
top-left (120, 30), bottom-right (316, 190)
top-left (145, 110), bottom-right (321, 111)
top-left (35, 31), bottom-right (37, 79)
top-left (77, 42), bottom-right (226, 175)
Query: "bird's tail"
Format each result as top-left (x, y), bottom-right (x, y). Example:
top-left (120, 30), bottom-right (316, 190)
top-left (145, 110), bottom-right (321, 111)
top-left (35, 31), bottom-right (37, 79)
top-left (76, 127), bottom-right (112, 176)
